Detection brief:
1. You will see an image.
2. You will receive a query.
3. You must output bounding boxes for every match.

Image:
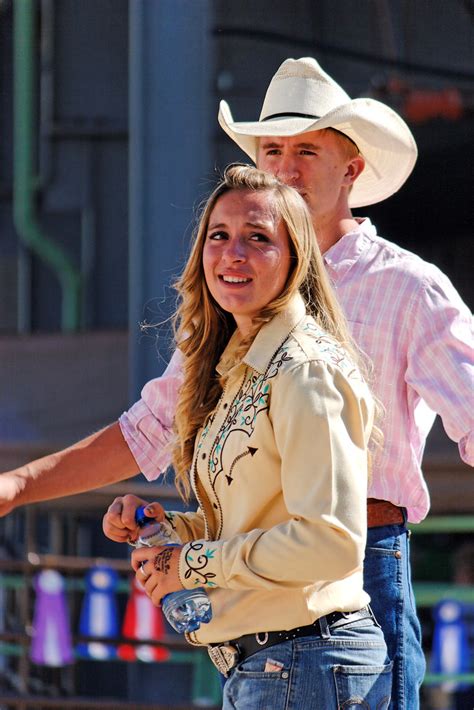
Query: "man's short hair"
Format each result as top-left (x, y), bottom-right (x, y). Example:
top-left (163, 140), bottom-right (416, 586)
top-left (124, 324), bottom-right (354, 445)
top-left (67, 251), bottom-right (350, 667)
top-left (324, 128), bottom-right (360, 160)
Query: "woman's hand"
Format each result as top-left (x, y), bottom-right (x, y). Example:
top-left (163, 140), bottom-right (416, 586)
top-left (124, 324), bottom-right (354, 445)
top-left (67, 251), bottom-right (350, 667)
top-left (131, 545), bottom-right (183, 607)
top-left (102, 494), bottom-right (165, 543)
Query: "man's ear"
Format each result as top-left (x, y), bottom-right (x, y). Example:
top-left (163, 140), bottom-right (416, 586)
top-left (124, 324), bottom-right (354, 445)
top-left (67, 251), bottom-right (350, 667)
top-left (344, 155), bottom-right (365, 186)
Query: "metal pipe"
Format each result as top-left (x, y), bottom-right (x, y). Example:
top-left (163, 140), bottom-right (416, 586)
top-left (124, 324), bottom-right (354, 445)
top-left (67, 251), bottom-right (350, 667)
top-left (13, 0), bottom-right (81, 331)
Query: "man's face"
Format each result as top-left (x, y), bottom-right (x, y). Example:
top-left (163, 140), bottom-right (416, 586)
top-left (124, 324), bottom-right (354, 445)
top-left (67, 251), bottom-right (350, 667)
top-left (256, 129), bottom-right (358, 224)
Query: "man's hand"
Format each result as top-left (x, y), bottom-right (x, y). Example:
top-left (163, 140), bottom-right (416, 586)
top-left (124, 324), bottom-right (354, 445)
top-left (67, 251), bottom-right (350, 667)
top-left (0, 472), bottom-right (25, 517)
top-left (102, 494), bottom-right (166, 543)
top-left (131, 544), bottom-right (183, 607)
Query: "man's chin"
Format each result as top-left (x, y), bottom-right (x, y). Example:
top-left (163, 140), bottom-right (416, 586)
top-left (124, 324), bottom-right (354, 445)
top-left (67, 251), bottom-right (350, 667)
top-left (300, 192), bottom-right (314, 209)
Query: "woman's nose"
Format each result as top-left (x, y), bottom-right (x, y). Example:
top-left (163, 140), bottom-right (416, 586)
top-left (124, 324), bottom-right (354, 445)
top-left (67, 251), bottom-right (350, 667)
top-left (223, 238), bottom-right (247, 262)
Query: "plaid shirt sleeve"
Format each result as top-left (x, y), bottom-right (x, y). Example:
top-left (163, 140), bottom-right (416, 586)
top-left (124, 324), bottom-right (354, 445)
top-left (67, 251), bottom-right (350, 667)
top-left (405, 267), bottom-right (474, 465)
top-left (119, 349), bottom-right (184, 480)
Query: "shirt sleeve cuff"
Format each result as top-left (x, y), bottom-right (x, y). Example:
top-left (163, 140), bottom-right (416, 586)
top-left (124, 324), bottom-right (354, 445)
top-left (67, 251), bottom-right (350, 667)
top-left (118, 350), bottom-right (184, 480)
top-left (119, 407), bottom-right (173, 480)
top-left (179, 539), bottom-right (224, 590)
top-left (459, 431), bottom-right (474, 467)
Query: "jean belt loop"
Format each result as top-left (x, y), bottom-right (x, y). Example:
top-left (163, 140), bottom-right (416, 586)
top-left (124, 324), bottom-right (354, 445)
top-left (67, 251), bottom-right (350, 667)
top-left (318, 614), bottom-right (330, 639)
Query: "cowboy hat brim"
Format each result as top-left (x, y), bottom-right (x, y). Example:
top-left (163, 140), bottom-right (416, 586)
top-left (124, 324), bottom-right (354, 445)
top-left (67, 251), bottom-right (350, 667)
top-left (218, 99), bottom-right (417, 208)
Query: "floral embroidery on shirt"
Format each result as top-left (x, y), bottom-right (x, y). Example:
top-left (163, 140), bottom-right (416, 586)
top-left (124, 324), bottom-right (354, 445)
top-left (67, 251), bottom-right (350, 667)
top-left (301, 322), bottom-right (361, 380)
top-left (182, 541), bottom-right (217, 587)
top-left (196, 412), bottom-right (216, 454)
top-left (207, 347), bottom-right (293, 487)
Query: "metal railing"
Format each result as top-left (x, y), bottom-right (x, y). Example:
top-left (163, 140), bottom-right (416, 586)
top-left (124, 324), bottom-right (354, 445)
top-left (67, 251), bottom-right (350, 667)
top-left (0, 483), bottom-right (221, 708)
top-left (411, 515), bottom-right (474, 688)
top-left (1, 493), bottom-right (473, 703)
top-left (0, 554), bottom-right (221, 709)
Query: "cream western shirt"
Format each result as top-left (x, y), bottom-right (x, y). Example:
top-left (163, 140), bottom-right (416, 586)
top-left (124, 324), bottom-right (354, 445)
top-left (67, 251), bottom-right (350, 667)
top-left (170, 294), bottom-right (373, 645)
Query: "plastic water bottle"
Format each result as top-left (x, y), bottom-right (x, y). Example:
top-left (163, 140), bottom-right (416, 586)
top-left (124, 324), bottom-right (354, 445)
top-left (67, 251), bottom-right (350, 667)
top-left (133, 505), bottom-right (212, 634)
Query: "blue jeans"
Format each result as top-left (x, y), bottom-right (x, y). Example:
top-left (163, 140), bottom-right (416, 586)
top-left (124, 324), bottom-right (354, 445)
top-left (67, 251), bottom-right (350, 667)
top-left (364, 522), bottom-right (426, 710)
top-left (222, 616), bottom-right (392, 709)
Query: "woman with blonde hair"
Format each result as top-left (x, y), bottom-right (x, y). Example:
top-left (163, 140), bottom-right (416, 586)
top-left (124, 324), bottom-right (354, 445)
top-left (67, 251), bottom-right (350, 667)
top-left (104, 164), bottom-right (392, 708)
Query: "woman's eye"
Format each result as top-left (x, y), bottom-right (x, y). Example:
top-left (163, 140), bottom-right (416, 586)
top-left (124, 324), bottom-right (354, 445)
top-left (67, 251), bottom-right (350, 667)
top-left (250, 233), bottom-right (269, 242)
top-left (208, 231), bottom-right (227, 241)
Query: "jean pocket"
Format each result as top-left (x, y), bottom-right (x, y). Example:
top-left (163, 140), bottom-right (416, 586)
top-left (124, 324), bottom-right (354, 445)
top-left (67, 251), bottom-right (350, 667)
top-left (366, 546), bottom-right (401, 558)
top-left (229, 652), bottom-right (291, 710)
top-left (333, 660), bottom-right (392, 709)
top-left (233, 641), bottom-right (292, 677)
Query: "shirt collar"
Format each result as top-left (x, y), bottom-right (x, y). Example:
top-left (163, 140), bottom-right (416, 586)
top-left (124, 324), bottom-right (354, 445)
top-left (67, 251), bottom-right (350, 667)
top-left (324, 217), bottom-right (376, 282)
top-left (215, 329), bottom-right (243, 377)
top-left (244, 293), bottom-right (306, 375)
top-left (216, 293), bottom-right (306, 377)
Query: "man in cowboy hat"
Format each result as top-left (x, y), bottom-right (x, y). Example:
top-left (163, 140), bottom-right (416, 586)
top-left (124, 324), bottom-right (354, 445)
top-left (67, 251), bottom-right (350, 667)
top-left (1, 56), bottom-right (472, 709)
top-left (216, 57), bottom-right (473, 708)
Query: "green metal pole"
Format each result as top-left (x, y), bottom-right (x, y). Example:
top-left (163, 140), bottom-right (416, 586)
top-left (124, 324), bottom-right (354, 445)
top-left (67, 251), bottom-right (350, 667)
top-left (13, 0), bottom-right (81, 331)
top-left (409, 516), bottom-right (474, 534)
top-left (413, 582), bottom-right (474, 606)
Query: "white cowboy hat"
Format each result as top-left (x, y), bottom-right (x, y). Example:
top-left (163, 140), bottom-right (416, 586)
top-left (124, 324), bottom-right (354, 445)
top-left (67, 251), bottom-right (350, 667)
top-left (218, 57), bottom-right (417, 208)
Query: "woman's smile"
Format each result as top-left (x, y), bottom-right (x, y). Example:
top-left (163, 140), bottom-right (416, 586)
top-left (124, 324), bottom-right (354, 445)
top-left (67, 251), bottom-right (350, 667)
top-left (219, 273), bottom-right (252, 284)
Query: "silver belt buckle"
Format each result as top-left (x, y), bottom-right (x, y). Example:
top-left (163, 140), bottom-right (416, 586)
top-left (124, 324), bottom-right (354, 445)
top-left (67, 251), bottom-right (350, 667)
top-left (208, 644), bottom-right (239, 677)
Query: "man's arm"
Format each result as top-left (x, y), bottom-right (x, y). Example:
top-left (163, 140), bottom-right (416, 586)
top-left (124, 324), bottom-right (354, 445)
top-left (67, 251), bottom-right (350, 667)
top-left (406, 269), bottom-right (473, 465)
top-left (0, 422), bottom-right (140, 517)
top-left (1, 348), bottom-right (185, 517)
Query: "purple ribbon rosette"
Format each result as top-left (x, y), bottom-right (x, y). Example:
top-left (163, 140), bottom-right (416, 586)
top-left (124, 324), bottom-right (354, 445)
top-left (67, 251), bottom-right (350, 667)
top-left (30, 569), bottom-right (74, 666)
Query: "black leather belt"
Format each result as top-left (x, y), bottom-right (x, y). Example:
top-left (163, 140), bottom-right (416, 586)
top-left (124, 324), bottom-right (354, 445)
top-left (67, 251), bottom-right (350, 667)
top-left (208, 606), bottom-right (374, 676)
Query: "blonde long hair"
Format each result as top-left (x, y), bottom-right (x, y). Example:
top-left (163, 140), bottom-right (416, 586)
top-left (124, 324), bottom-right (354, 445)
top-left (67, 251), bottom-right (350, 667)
top-left (172, 164), bottom-right (373, 500)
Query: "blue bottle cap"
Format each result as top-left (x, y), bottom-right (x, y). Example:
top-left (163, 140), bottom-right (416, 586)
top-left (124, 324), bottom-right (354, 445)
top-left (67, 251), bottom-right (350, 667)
top-left (135, 505), bottom-right (149, 527)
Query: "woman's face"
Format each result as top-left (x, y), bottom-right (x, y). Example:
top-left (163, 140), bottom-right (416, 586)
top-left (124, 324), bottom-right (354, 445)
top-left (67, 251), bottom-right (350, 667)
top-left (203, 189), bottom-right (292, 335)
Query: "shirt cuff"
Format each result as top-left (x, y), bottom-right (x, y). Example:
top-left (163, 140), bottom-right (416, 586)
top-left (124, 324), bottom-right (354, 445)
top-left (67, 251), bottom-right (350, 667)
top-left (459, 431), bottom-right (474, 467)
top-left (179, 539), bottom-right (224, 590)
top-left (119, 407), bottom-right (173, 480)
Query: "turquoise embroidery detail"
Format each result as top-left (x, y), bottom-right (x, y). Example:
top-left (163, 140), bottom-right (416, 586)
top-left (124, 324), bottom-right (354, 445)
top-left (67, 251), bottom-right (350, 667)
top-left (183, 541), bottom-right (217, 587)
top-left (206, 347), bottom-right (292, 487)
top-left (301, 321), bottom-right (361, 380)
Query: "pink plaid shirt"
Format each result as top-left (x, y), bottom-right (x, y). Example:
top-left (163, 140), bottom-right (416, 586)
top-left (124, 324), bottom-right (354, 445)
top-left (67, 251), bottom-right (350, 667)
top-left (119, 219), bottom-right (473, 523)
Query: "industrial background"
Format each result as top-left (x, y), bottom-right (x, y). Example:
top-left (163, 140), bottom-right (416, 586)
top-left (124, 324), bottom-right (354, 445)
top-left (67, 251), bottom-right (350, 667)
top-left (0, 0), bottom-right (473, 708)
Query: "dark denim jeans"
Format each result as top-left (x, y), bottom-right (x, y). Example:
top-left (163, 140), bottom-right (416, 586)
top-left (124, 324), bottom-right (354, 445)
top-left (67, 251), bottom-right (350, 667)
top-left (222, 617), bottom-right (392, 709)
top-left (364, 521), bottom-right (426, 710)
